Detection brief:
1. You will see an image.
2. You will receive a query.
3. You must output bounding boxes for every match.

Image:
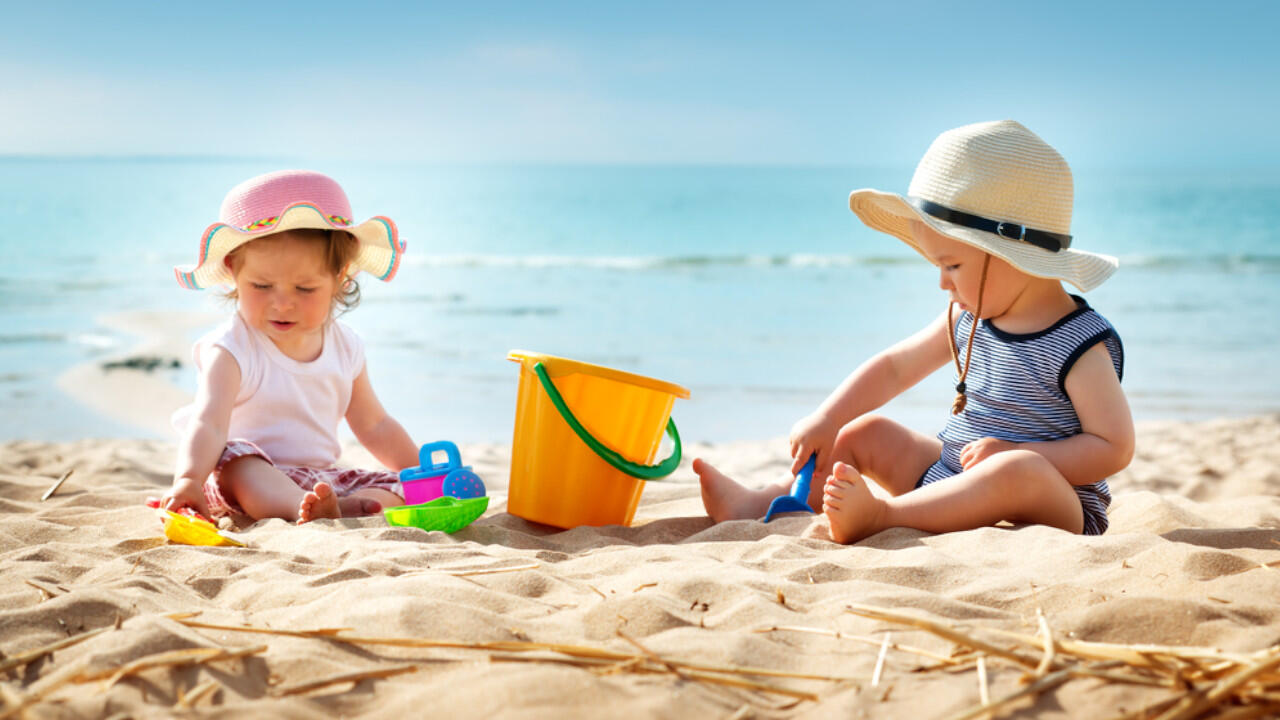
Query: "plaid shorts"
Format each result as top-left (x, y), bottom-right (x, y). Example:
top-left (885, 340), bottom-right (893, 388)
top-left (204, 439), bottom-right (402, 518)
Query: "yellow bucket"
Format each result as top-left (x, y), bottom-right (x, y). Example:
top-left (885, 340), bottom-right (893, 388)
top-left (506, 350), bottom-right (690, 529)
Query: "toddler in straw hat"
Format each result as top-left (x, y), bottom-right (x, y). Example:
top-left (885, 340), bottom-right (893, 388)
top-left (162, 170), bottom-right (418, 524)
top-left (695, 120), bottom-right (1134, 543)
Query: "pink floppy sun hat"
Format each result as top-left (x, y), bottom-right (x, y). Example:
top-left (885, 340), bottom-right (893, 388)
top-left (174, 169), bottom-right (405, 290)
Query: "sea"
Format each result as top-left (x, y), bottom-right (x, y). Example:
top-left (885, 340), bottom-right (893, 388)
top-left (2, 159), bottom-right (1277, 444)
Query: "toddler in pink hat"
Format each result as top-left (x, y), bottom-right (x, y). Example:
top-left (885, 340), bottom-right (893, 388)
top-left (163, 170), bottom-right (417, 524)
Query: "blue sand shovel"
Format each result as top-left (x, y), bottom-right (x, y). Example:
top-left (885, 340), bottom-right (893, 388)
top-left (763, 454), bottom-right (817, 522)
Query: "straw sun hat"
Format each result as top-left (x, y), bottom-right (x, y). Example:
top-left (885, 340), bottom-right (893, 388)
top-left (175, 170), bottom-right (404, 290)
top-left (848, 120), bottom-right (1117, 292)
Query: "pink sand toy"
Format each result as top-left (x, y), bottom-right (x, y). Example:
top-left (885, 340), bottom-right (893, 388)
top-left (399, 441), bottom-right (486, 505)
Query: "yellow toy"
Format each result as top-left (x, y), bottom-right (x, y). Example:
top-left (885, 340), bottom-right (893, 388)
top-left (157, 509), bottom-right (246, 547)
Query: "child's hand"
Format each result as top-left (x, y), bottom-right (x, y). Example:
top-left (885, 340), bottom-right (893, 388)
top-left (789, 412), bottom-right (840, 479)
top-left (959, 437), bottom-right (1018, 469)
top-left (161, 476), bottom-right (211, 519)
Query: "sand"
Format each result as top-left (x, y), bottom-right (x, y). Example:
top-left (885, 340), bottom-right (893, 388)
top-left (2, 413), bottom-right (1279, 718)
top-left (54, 311), bottom-right (219, 438)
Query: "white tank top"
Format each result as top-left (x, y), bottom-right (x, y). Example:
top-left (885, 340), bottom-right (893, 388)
top-left (173, 312), bottom-right (365, 468)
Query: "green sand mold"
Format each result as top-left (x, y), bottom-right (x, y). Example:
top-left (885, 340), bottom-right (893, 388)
top-left (384, 495), bottom-right (489, 534)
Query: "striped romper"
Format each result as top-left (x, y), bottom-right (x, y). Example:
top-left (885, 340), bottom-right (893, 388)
top-left (917, 296), bottom-right (1123, 535)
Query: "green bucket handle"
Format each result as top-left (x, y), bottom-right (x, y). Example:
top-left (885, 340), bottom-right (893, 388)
top-left (532, 362), bottom-right (682, 480)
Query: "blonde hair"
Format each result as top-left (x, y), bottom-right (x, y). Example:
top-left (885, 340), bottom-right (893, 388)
top-left (223, 229), bottom-right (362, 315)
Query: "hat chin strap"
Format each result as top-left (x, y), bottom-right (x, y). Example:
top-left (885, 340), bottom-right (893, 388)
top-left (946, 254), bottom-right (991, 415)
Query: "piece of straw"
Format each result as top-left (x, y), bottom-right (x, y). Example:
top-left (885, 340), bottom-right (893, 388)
top-left (0, 684), bottom-right (24, 709)
top-left (1066, 664), bottom-right (1173, 689)
top-left (0, 626), bottom-right (109, 674)
top-left (872, 633), bottom-right (890, 687)
top-left (73, 645), bottom-right (267, 689)
top-left (846, 604), bottom-right (1041, 671)
top-left (621, 630), bottom-right (825, 705)
top-left (23, 579), bottom-right (66, 601)
top-left (984, 627), bottom-right (1250, 669)
top-left (491, 650), bottom-right (827, 702)
top-left (169, 615), bottom-right (851, 684)
top-left (274, 664), bottom-right (419, 697)
top-left (40, 469), bottom-right (73, 501)
top-left (1034, 608), bottom-right (1056, 677)
top-left (174, 679), bottom-right (220, 709)
top-left (1154, 648), bottom-right (1280, 720)
top-left (618, 631), bottom-right (692, 682)
top-left (0, 681), bottom-right (64, 720)
top-left (943, 668), bottom-right (1073, 720)
top-left (586, 656), bottom-right (647, 676)
top-left (977, 655), bottom-right (989, 706)
top-left (847, 601), bottom-right (1280, 720)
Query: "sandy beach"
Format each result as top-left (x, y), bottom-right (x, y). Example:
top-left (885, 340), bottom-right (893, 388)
top-left (3, 365), bottom-right (1278, 719)
top-left (6, 3), bottom-right (1280, 716)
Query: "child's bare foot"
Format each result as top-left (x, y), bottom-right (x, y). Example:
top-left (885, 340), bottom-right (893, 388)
top-left (298, 482), bottom-right (341, 523)
top-left (694, 458), bottom-right (775, 522)
top-left (822, 462), bottom-right (885, 544)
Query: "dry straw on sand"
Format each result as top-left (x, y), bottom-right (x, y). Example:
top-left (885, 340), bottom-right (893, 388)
top-left (3, 606), bottom-right (1278, 718)
top-left (2, 415), bottom-right (1279, 717)
top-left (841, 604), bottom-right (1280, 720)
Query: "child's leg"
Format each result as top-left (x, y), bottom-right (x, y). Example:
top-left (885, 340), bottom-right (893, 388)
top-left (299, 486), bottom-right (403, 523)
top-left (828, 414), bottom-right (942, 501)
top-left (823, 449), bottom-right (1085, 544)
top-left (350, 487), bottom-right (403, 511)
top-left (694, 460), bottom-right (793, 522)
top-left (219, 453), bottom-right (405, 524)
top-left (695, 414), bottom-right (939, 522)
top-left (218, 455), bottom-right (309, 522)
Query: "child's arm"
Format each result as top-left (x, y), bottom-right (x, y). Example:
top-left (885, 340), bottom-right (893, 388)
top-left (345, 366), bottom-right (419, 472)
top-left (960, 342), bottom-right (1134, 486)
top-left (164, 348), bottom-right (241, 517)
top-left (791, 310), bottom-right (953, 476)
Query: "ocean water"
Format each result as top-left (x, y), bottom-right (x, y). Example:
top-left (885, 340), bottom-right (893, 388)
top-left (1, 159), bottom-right (1277, 444)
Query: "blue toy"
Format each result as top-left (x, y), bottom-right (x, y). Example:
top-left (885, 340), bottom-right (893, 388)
top-left (763, 454), bottom-right (817, 522)
top-left (399, 441), bottom-right (486, 505)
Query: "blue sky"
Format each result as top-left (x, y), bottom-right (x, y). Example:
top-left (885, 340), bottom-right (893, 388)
top-left (2, 1), bottom-right (1276, 167)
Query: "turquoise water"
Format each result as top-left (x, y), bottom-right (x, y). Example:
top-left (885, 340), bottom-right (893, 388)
top-left (2, 159), bottom-right (1277, 442)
